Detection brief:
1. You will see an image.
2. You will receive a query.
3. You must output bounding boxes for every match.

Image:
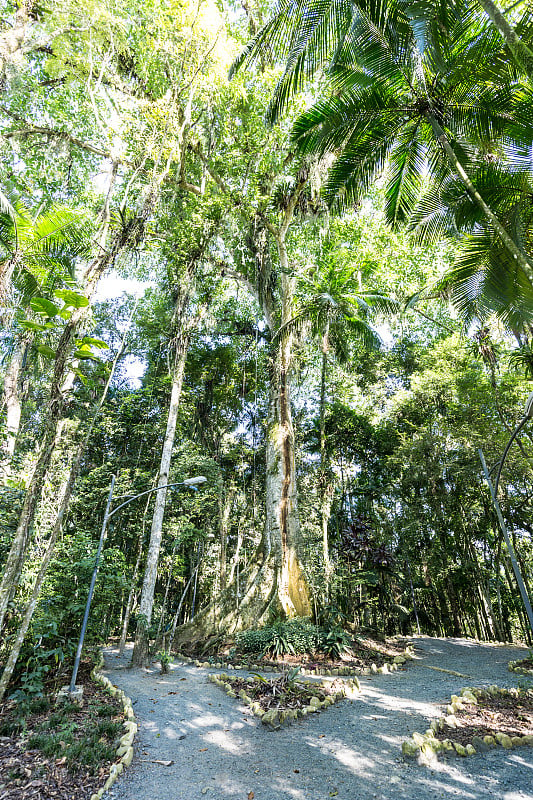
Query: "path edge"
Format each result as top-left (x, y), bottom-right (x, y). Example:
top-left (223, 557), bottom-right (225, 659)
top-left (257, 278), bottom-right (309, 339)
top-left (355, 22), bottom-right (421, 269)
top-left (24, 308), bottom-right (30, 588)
top-left (89, 649), bottom-right (137, 799)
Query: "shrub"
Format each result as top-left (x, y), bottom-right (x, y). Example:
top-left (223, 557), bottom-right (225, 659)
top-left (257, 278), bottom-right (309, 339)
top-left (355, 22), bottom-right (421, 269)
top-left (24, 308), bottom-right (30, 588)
top-left (279, 619), bottom-right (321, 654)
top-left (236, 618), bottom-right (322, 657)
top-left (235, 626), bottom-right (275, 654)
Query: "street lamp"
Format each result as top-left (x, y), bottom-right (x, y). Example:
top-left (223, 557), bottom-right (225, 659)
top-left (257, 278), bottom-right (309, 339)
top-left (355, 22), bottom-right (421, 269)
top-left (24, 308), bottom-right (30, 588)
top-left (67, 475), bottom-right (207, 697)
top-left (479, 391), bottom-right (533, 640)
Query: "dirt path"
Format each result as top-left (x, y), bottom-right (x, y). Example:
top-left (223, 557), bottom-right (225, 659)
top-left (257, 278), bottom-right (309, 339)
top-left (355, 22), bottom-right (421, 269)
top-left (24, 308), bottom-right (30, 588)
top-left (102, 637), bottom-right (533, 800)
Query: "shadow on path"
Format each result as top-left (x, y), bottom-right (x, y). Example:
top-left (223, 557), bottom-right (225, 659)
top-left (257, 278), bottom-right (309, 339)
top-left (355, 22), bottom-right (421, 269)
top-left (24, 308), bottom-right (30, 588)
top-left (103, 637), bottom-right (533, 800)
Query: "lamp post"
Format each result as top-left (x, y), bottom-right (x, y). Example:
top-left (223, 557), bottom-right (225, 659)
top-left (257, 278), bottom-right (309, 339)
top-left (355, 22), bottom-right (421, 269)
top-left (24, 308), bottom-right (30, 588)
top-left (68, 475), bottom-right (207, 696)
top-left (479, 392), bottom-right (533, 640)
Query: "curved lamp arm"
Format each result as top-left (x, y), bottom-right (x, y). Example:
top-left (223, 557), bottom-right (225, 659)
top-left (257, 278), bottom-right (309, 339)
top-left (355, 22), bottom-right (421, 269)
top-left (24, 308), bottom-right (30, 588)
top-left (108, 477), bottom-right (207, 519)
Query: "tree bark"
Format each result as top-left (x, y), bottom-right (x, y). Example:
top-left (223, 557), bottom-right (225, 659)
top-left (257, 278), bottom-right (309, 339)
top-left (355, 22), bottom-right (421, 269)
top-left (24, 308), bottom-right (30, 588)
top-left (0, 0), bottom-right (33, 89)
top-left (118, 491), bottom-right (153, 655)
top-left (131, 327), bottom-right (191, 666)
top-left (0, 319), bottom-right (126, 698)
top-left (0, 333), bottom-right (30, 480)
top-left (0, 167), bottom-right (150, 634)
top-left (262, 246), bottom-right (310, 618)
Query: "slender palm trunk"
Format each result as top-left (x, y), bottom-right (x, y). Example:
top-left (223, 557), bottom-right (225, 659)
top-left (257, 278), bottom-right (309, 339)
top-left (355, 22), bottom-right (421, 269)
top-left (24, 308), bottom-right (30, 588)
top-left (318, 330), bottom-right (333, 591)
top-left (476, 0), bottom-right (533, 77)
top-left (428, 113), bottom-right (533, 278)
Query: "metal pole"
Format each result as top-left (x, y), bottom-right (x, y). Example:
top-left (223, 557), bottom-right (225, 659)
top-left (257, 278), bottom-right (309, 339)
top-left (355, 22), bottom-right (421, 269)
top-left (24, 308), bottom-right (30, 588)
top-left (68, 475), bottom-right (205, 691)
top-left (69, 475), bottom-right (116, 692)
top-left (478, 449), bottom-right (533, 639)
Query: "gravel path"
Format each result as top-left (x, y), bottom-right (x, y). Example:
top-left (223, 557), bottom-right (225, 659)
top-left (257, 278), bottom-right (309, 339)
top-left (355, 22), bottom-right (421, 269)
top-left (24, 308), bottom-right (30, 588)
top-left (102, 636), bottom-right (533, 800)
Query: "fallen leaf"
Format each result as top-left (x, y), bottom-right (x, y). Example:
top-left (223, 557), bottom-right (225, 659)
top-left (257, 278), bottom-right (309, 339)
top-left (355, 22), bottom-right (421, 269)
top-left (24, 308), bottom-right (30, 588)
top-left (151, 760), bottom-right (174, 766)
top-left (180, 678), bottom-right (187, 681)
top-left (199, 748), bottom-right (208, 752)
top-left (329, 791), bottom-right (338, 797)
top-left (248, 792), bottom-right (255, 800)
top-left (294, 769), bottom-right (300, 773)
top-left (319, 734), bottom-right (325, 738)
top-left (167, 691), bottom-right (179, 695)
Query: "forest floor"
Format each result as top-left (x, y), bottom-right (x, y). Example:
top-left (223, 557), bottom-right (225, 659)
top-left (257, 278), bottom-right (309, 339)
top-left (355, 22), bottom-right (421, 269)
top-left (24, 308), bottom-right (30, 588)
top-left (0, 662), bottom-right (125, 800)
top-left (102, 636), bottom-right (533, 800)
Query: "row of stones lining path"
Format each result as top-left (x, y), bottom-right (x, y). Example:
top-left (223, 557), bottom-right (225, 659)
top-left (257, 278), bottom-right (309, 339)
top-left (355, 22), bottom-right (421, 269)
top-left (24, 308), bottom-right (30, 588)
top-left (102, 636), bottom-right (533, 800)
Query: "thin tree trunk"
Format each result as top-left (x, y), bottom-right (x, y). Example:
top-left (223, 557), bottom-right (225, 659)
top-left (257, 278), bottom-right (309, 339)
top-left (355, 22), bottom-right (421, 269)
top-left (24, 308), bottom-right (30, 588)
top-left (319, 331), bottom-right (333, 592)
top-left (131, 328), bottom-right (191, 666)
top-left (168, 565), bottom-right (200, 652)
top-left (0, 0), bottom-right (33, 90)
top-left (0, 164), bottom-right (123, 634)
top-left (0, 333), bottom-right (30, 480)
top-left (227, 513), bottom-right (245, 586)
top-left (118, 491), bottom-right (153, 655)
top-left (156, 535), bottom-right (180, 641)
top-left (219, 486), bottom-right (233, 594)
top-left (0, 316), bottom-right (127, 699)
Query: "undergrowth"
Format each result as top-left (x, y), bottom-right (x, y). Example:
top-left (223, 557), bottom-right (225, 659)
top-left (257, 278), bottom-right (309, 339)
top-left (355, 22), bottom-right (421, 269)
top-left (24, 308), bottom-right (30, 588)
top-left (235, 617), bottom-right (352, 658)
top-left (0, 689), bottom-right (123, 774)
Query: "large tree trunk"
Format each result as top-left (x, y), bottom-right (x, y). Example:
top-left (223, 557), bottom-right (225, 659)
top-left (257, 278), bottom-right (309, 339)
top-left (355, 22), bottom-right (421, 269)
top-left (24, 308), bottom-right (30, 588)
top-left (175, 238), bottom-right (311, 648)
top-left (263, 275), bottom-right (310, 617)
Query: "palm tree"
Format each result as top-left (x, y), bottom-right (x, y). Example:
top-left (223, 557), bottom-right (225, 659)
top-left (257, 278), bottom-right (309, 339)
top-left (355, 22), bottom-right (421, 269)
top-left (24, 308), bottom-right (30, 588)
top-left (0, 202), bottom-right (90, 477)
top-left (0, 201), bottom-right (88, 306)
top-left (278, 257), bottom-right (397, 589)
top-left (411, 161), bottom-right (533, 329)
top-left (232, 0), bottom-right (533, 276)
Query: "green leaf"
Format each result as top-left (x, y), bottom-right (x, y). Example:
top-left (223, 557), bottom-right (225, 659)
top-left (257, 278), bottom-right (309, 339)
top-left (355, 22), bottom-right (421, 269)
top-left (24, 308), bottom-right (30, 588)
top-left (36, 344), bottom-right (56, 359)
top-left (54, 289), bottom-right (89, 308)
top-left (70, 367), bottom-right (88, 386)
top-left (30, 297), bottom-right (60, 317)
top-left (79, 336), bottom-right (109, 349)
top-left (19, 320), bottom-right (49, 332)
top-left (73, 349), bottom-right (100, 361)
